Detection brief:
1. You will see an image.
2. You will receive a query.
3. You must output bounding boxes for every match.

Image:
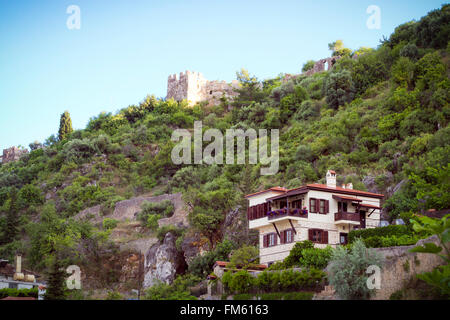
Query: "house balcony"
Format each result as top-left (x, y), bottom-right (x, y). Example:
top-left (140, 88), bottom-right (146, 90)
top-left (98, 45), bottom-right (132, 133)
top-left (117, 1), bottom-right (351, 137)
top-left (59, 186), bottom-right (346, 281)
top-left (334, 212), bottom-right (360, 226)
top-left (248, 208), bottom-right (308, 230)
top-left (267, 208), bottom-right (308, 221)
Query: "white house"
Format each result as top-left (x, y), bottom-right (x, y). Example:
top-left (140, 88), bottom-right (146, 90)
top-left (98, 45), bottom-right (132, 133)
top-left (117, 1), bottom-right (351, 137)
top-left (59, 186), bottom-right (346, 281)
top-left (245, 170), bottom-right (384, 265)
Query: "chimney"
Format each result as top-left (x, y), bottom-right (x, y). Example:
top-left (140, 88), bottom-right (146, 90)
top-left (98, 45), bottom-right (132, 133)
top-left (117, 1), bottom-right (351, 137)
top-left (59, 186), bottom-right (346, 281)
top-left (15, 254), bottom-right (22, 273)
top-left (13, 254), bottom-right (24, 281)
top-left (326, 170), bottom-right (336, 188)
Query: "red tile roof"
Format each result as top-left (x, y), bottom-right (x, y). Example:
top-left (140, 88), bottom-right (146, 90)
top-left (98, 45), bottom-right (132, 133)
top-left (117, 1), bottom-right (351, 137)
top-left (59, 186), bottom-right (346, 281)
top-left (246, 183), bottom-right (383, 201)
top-left (307, 184), bottom-right (384, 198)
top-left (245, 187), bottom-right (287, 198)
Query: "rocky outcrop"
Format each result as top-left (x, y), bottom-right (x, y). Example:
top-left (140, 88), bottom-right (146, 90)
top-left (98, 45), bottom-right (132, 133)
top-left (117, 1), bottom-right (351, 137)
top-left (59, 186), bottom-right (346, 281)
top-left (75, 192), bottom-right (188, 227)
top-left (1, 146), bottom-right (28, 164)
top-left (143, 232), bottom-right (187, 288)
top-left (222, 206), bottom-right (250, 246)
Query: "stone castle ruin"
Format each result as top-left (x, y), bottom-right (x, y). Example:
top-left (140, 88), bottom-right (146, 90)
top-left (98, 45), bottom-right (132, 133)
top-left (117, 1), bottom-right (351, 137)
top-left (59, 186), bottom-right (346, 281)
top-left (166, 70), bottom-right (240, 106)
top-left (303, 56), bottom-right (342, 76)
top-left (1, 146), bottom-right (28, 164)
top-left (283, 56), bottom-right (343, 82)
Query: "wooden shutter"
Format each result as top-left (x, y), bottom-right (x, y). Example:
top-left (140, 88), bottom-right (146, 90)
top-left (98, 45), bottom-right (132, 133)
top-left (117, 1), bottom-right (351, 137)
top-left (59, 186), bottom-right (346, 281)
top-left (322, 231), bottom-right (329, 244)
top-left (281, 230), bottom-right (286, 244)
top-left (274, 233), bottom-right (278, 246)
top-left (325, 200), bottom-right (329, 214)
top-left (308, 229), bottom-right (314, 241)
top-left (263, 234), bottom-right (267, 248)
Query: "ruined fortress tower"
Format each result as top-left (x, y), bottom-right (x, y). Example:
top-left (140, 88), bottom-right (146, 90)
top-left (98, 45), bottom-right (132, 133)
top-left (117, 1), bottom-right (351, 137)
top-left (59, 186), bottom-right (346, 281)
top-left (166, 70), bottom-right (239, 106)
top-left (0, 146), bottom-right (28, 164)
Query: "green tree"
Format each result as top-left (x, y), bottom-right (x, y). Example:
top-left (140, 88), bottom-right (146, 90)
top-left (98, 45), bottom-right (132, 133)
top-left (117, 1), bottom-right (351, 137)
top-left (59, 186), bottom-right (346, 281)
top-left (232, 69), bottom-right (266, 111)
top-left (44, 256), bottom-right (67, 300)
top-left (409, 215), bottom-right (450, 298)
top-left (302, 60), bottom-right (315, 72)
top-left (324, 70), bottom-right (355, 109)
top-left (228, 245), bottom-right (259, 269)
top-left (328, 40), bottom-right (352, 57)
top-left (2, 188), bottom-right (19, 244)
top-left (58, 110), bottom-right (73, 141)
top-left (327, 239), bottom-right (383, 299)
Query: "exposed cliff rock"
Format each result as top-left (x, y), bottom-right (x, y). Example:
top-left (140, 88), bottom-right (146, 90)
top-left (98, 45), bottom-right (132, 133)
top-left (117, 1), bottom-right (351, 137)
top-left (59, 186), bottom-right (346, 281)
top-left (75, 192), bottom-right (188, 227)
top-left (143, 232), bottom-right (187, 288)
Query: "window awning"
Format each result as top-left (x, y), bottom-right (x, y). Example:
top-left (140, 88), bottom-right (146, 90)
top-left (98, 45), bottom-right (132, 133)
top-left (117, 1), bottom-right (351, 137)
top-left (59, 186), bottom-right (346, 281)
top-left (332, 195), bottom-right (362, 202)
top-left (359, 203), bottom-right (381, 210)
top-left (267, 188), bottom-right (308, 201)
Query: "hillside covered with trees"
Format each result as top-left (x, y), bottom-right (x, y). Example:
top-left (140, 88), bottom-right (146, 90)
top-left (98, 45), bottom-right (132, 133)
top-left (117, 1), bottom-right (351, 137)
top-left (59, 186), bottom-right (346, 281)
top-left (0, 4), bottom-right (448, 299)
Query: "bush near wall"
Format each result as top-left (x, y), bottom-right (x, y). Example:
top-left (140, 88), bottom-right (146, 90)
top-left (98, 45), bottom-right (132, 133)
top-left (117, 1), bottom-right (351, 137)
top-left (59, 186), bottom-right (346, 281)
top-left (222, 268), bottom-right (326, 295)
top-left (0, 288), bottom-right (39, 299)
top-left (348, 225), bottom-right (413, 243)
top-left (233, 292), bottom-right (314, 300)
top-left (363, 234), bottom-right (422, 248)
top-left (349, 224), bottom-right (431, 248)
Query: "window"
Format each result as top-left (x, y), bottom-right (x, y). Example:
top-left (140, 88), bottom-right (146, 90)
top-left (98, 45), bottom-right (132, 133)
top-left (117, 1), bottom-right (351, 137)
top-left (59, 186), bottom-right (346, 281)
top-left (285, 229), bottom-right (293, 243)
top-left (338, 201), bottom-right (348, 212)
top-left (319, 200), bottom-right (326, 214)
top-left (292, 200), bottom-right (302, 209)
top-left (8, 282), bottom-right (18, 289)
top-left (269, 233), bottom-right (276, 246)
top-left (310, 198), bottom-right (316, 213)
top-left (308, 228), bottom-right (328, 244)
top-left (312, 229), bottom-right (322, 242)
top-left (280, 229), bottom-right (294, 244)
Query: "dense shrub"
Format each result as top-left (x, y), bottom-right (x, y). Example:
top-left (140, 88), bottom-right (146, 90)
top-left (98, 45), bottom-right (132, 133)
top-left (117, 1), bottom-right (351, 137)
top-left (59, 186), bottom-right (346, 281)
top-left (283, 240), bottom-right (314, 267)
top-left (188, 240), bottom-right (235, 278)
top-left (62, 139), bottom-right (99, 164)
top-left (299, 246), bottom-right (333, 269)
top-left (328, 239), bottom-right (383, 300)
top-left (144, 279), bottom-right (197, 300)
top-left (324, 70), bottom-right (355, 109)
top-left (0, 288), bottom-right (39, 299)
top-left (255, 268), bottom-right (326, 293)
top-left (229, 270), bottom-right (256, 293)
top-left (156, 225), bottom-right (184, 242)
top-left (259, 291), bottom-right (314, 300)
top-left (363, 234), bottom-right (422, 248)
top-left (348, 225), bottom-right (414, 243)
top-left (102, 218), bottom-right (118, 230)
top-left (137, 200), bottom-right (174, 228)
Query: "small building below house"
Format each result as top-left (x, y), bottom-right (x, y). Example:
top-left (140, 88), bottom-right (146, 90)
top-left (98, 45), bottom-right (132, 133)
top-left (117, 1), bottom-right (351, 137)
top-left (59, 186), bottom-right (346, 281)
top-left (207, 261), bottom-right (267, 298)
top-left (245, 170), bottom-right (384, 266)
top-left (0, 256), bottom-right (44, 290)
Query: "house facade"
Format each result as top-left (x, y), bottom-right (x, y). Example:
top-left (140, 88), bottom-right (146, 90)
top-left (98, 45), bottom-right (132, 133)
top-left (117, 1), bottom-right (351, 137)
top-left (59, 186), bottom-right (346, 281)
top-left (245, 170), bottom-right (384, 265)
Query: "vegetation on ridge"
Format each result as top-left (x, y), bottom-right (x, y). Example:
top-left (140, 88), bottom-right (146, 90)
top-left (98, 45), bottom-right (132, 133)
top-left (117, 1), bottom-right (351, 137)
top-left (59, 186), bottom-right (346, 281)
top-left (0, 4), bottom-right (448, 299)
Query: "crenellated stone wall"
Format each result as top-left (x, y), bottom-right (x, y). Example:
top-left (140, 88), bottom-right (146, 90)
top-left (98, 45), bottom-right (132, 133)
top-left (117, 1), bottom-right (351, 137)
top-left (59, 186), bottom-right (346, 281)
top-left (1, 147), bottom-right (28, 164)
top-left (303, 56), bottom-right (342, 76)
top-left (166, 70), bottom-right (239, 106)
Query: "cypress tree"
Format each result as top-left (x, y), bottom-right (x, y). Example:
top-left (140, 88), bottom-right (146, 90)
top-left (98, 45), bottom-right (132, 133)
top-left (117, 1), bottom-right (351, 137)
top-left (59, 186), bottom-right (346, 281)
top-left (2, 188), bottom-right (19, 244)
top-left (44, 256), bottom-right (67, 300)
top-left (58, 110), bottom-right (73, 141)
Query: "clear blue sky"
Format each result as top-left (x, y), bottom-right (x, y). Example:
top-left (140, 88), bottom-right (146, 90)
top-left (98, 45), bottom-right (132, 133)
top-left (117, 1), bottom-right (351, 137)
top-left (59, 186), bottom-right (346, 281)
top-left (0, 0), bottom-right (445, 151)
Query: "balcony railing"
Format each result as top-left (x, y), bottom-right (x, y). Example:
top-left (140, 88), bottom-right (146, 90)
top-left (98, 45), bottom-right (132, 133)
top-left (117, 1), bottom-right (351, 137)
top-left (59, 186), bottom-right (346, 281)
top-left (267, 208), bottom-right (308, 220)
top-left (334, 211), bottom-right (360, 222)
